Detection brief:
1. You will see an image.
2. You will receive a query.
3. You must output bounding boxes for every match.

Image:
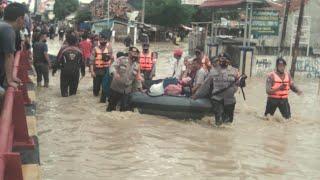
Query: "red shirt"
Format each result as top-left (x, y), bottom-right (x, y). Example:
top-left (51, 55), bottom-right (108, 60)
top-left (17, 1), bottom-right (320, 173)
top-left (79, 39), bottom-right (92, 59)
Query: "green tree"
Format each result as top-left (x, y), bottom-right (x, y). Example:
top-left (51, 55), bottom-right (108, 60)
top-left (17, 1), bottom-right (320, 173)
top-left (54, 0), bottom-right (79, 20)
top-left (75, 8), bottom-right (92, 24)
top-left (128, 0), bottom-right (196, 27)
top-left (128, 0), bottom-right (241, 27)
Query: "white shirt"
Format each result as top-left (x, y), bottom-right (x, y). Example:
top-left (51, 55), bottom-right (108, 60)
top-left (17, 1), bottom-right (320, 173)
top-left (170, 57), bottom-right (186, 80)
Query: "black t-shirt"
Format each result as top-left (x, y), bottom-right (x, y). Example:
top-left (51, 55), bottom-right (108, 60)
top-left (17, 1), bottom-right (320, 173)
top-left (58, 46), bottom-right (84, 76)
top-left (33, 41), bottom-right (48, 64)
top-left (0, 21), bottom-right (16, 85)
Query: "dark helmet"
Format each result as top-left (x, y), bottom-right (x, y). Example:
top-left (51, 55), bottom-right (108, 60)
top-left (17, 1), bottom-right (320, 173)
top-left (276, 57), bottom-right (287, 66)
top-left (116, 52), bottom-right (125, 58)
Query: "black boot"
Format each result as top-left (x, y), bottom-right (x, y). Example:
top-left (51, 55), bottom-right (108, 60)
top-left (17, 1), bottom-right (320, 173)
top-left (100, 90), bottom-right (107, 103)
top-left (215, 115), bottom-right (223, 127)
top-left (100, 99), bottom-right (106, 103)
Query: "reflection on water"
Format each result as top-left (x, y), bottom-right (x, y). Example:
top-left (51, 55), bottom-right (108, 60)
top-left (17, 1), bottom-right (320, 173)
top-left (38, 40), bottom-right (320, 180)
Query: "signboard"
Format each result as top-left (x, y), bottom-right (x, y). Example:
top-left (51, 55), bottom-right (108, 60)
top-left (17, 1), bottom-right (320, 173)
top-left (251, 10), bottom-right (280, 37)
top-left (313, 48), bottom-right (320, 55)
top-left (181, 0), bottom-right (205, 5)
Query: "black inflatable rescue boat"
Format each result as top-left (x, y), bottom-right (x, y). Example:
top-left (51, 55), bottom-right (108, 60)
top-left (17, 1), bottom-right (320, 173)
top-left (129, 92), bottom-right (213, 119)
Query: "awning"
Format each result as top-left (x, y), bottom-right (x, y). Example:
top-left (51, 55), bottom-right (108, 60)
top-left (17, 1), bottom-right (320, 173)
top-left (200, 0), bottom-right (266, 8)
top-left (66, 12), bottom-right (76, 21)
top-left (180, 25), bottom-right (193, 31)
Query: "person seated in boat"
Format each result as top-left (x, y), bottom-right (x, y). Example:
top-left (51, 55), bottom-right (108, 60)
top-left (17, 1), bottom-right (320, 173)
top-left (191, 58), bottom-right (208, 95)
top-left (181, 58), bottom-right (189, 78)
top-left (194, 46), bottom-right (211, 72)
top-left (182, 56), bottom-right (191, 76)
top-left (170, 49), bottom-right (186, 80)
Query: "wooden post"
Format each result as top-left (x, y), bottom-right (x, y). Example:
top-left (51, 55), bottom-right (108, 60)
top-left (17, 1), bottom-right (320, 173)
top-left (290, 0), bottom-right (305, 78)
top-left (279, 0), bottom-right (291, 55)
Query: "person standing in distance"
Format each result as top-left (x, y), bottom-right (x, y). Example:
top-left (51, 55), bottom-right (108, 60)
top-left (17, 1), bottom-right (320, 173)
top-left (33, 31), bottom-right (51, 87)
top-left (79, 33), bottom-right (92, 68)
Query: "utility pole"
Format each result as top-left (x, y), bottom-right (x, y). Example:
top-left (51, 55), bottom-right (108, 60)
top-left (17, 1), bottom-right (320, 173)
top-left (34, 0), bottom-right (38, 14)
top-left (290, 0), bottom-right (305, 78)
top-left (141, 0), bottom-right (145, 24)
top-left (279, 0), bottom-right (291, 56)
top-left (107, 0), bottom-right (110, 28)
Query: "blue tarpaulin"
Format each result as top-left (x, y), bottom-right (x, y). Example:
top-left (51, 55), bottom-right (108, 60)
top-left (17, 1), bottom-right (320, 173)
top-left (91, 19), bottom-right (114, 34)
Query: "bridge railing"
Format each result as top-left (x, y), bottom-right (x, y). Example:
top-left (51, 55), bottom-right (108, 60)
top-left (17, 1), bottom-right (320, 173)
top-left (0, 51), bottom-right (35, 180)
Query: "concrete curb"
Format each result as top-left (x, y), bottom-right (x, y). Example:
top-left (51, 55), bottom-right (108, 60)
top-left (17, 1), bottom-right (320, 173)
top-left (13, 81), bottom-right (41, 180)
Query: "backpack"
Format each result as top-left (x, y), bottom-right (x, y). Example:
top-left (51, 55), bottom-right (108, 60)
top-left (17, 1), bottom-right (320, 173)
top-left (147, 82), bottom-right (164, 97)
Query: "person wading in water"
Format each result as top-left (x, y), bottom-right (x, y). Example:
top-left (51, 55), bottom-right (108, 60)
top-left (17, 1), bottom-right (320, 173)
top-left (264, 57), bottom-right (302, 120)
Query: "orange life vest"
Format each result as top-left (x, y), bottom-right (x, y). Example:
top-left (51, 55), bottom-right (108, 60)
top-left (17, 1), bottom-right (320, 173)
top-left (139, 52), bottom-right (153, 71)
top-left (95, 47), bottom-right (111, 68)
top-left (269, 71), bottom-right (291, 99)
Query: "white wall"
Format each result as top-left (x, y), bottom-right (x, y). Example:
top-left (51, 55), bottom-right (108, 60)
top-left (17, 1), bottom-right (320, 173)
top-left (252, 55), bottom-right (320, 78)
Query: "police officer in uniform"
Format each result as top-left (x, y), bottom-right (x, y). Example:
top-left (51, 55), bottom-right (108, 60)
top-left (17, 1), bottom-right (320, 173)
top-left (139, 42), bottom-right (156, 81)
top-left (90, 32), bottom-right (113, 102)
top-left (53, 33), bottom-right (85, 97)
top-left (265, 58), bottom-right (302, 120)
top-left (193, 53), bottom-right (245, 126)
top-left (107, 47), bottom-right (142, 112)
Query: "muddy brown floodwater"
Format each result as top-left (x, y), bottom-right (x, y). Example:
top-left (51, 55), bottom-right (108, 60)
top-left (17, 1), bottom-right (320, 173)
top-left (37, 39), bottom-right (320, 180)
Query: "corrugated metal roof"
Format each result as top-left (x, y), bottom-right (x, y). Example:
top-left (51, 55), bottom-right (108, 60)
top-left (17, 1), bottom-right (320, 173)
top-left (200, 0), bottom-right (266, 8)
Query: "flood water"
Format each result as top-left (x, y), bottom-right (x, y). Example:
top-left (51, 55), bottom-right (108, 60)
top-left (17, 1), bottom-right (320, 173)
top-left (37, 39), bottom-right (320, 180)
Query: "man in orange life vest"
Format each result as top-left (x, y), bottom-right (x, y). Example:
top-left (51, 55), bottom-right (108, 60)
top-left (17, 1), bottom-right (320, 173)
top-left (265, 58), bottom-right (303, 120)
top-left (89, 32), bottom-right (113, 102)
top-left (139, 42), bottom-right (156, 80)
